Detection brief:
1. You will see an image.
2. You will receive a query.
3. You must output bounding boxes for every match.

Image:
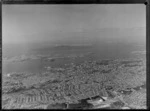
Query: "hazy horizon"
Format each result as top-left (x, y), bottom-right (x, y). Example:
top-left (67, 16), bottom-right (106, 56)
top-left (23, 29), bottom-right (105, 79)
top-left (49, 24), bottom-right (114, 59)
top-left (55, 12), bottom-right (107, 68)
top-left (2, 4), bottom-right (147, 110)
top-left (2, 4), bottom-right (146, 46)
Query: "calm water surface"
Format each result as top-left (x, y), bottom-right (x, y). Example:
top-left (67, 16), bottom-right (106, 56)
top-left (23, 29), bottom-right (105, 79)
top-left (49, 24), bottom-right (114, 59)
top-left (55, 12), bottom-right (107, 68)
top-left (2, 43), bottom-right (145, 74)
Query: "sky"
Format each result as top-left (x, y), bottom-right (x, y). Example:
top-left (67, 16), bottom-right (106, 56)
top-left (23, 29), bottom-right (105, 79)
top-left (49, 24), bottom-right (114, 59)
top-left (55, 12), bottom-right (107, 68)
top-left (2, 4), bottom-right (146, 45)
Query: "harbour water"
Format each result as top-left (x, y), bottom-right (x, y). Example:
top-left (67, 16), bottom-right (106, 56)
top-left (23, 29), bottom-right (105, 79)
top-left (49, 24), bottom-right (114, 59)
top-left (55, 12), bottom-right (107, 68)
top-left (2, 42), bottom-right (145, 74)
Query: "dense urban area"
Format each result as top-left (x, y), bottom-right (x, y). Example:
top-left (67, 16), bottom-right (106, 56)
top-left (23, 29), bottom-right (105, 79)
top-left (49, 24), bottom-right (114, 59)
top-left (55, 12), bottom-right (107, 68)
top-left (2, 58), bottom-right (146, 109)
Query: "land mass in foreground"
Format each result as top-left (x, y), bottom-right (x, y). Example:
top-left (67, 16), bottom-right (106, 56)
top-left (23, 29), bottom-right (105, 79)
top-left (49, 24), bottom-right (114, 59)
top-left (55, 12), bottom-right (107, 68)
top-left (2, 58), bottom-right (146, 109)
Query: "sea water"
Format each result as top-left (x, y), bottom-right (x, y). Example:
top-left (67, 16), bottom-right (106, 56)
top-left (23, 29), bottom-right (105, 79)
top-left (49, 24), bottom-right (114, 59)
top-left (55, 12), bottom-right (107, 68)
top-left (2, 42), bottom-right (145, 74)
